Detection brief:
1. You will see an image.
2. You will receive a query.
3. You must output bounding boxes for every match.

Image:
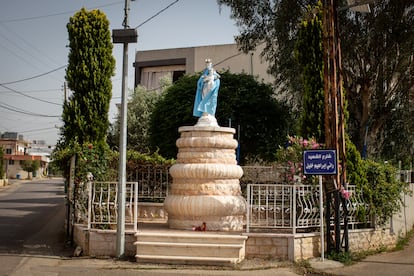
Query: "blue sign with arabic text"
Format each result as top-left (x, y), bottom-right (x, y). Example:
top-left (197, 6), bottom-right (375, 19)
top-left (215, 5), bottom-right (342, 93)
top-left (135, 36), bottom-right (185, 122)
top-left (303, 149), bottom-right (337, 175)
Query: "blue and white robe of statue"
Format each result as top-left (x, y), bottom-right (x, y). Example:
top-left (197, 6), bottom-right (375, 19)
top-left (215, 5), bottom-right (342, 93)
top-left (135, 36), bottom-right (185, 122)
top-left (192, 68), bottom-right (220, 118)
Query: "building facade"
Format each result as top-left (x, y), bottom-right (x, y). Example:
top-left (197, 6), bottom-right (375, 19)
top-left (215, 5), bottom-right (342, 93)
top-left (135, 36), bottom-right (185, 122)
top-left (133, 43), bottom-right (274, 91)
top-left (0, 132), bottom-right (50, 179)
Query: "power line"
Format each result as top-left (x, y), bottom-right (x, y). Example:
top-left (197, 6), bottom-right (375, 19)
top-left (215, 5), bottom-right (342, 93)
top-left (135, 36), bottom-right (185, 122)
top-left (0, 102), bottom-right (60, 118)
top-left (0, 83), bottom-right (61, 106)
top-left (0, 88), bottom-right (60, 94)
top-left (0, 1), bottom-right (124, 23)
top-left (0, 65), bottom-right (66, 85)
top-left (0, 20), bottom-right (62, 66)
top-left (134, 0), bottom-right (180, 29)
top-left (17, 126), bottom-right (59, 134)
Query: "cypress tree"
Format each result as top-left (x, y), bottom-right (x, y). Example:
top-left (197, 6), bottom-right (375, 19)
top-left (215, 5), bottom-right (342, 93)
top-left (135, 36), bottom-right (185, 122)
top-left (294, 1), bottom-right (325, 143)
top-left (61, 8), bottom-right (115, 147)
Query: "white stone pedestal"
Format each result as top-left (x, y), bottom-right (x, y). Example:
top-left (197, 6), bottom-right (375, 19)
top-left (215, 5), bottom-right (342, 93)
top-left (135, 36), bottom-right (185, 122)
top-left (164, 125), bottom-right (246, 231)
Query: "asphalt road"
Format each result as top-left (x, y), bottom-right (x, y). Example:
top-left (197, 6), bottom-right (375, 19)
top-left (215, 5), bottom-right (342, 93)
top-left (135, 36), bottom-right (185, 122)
top-left (0, 178), bottom-right (71, 275)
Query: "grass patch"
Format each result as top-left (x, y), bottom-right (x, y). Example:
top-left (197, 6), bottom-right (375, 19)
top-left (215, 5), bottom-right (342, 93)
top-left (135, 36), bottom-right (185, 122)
top-left (393, 227), bottom-right (414, 251)
top-left (327, 227), bottom-right (414, 265)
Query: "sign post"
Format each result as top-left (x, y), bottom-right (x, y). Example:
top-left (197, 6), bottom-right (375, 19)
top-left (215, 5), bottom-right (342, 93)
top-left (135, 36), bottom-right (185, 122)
top-left (303, 149), bottom-right (337, 261)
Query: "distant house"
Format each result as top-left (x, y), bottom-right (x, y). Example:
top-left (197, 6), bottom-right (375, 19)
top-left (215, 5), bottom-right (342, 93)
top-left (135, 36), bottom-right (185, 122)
top-left (133, 43), bottom-right (274, 91)
top-left (0, 132), bottom-right (50, 179)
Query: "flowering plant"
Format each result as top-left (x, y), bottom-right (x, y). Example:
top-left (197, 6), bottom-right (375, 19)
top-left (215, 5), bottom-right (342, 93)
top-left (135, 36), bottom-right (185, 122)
top-left (275, 136), bottom-right (321, 185)
top-left (75, 142), bottom-right (111, 183)
top-left (340, 186), bottom-right (351, 200)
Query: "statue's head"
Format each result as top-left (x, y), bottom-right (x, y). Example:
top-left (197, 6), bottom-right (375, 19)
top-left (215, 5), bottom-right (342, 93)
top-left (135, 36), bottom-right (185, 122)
top-left (205, 58), bottom-right (212, 69)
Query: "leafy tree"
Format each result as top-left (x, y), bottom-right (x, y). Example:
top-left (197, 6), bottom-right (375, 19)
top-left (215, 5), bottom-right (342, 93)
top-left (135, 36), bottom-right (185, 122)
top-left (294, 1), bottom-right (325, 142)
top-left (149, 71), bottom-right (293, 163)
top-left (339, 1), bottom-right (414, 162)
top-left (59, 8), bottom-right (115, 148)
top-left (362, 159), bottom-right (410, 225)
top-left (108, 77), bottom-right (170, 152)
top-left (217, 0), bottom-right (414, 162)
top-left (21, 160), bottom-right (40, 179)
top-left (53, 8), bottom-right (115, 181)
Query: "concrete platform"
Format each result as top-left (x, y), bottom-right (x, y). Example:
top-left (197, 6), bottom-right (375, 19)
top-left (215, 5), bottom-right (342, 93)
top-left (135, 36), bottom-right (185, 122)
top-left (135, 221), bottom-right (248, 266)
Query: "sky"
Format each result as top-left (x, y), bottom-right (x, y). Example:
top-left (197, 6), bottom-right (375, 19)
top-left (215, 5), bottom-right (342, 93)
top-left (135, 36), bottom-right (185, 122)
top-left (0, 0), bottom-right (239, 145)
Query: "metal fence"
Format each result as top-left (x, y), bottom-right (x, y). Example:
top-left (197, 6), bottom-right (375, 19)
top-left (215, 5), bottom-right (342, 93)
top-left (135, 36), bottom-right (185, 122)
top-left (77, 165), bottom-right (411, 231)
top-left (127, 164), bottom-right (169, 202)
top-left (246, 183), bottom-right (372, 233)
top-left (74, 181), bottom-right (138, 231)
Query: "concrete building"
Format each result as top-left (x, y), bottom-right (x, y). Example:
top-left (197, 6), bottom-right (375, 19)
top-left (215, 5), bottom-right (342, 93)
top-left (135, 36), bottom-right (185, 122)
top-left (133, 43), bottom-right (274, 91)
top-left (0, 132), bottom-right (50, 179)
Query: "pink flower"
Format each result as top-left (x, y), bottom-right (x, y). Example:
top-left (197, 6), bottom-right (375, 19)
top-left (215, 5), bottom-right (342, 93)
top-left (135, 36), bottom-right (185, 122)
top-left (303, 139), bottom-right (309, 147)
top-left (340, 188), bottom-right (351, 200)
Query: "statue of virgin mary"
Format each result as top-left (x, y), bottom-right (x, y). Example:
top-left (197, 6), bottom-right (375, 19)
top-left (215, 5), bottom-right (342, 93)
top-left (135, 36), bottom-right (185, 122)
top-left (192, 59), bottom-right (220, 126)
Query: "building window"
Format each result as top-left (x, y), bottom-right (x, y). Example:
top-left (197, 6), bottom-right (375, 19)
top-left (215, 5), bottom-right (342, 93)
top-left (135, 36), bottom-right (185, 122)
top-left (173, 70), bottom-right (185, 83)
top-left (140, 65), bottom-right (186, 90)
top-left (8, 160), bottom-right (14, 165)
top-left (6, 148), bottom-right (12, 154)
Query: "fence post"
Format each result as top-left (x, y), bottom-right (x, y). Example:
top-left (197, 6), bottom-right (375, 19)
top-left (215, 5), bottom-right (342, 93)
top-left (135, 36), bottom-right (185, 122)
top-left (134, 182), bottom-right (138, 232)
top-left (87, 179), bottom-right (92, 230)
top-left (246, 184), bottom-right (251, 233)
top-left (67, 155), bottom-right (76, 244)
top-left (292, 184), bottom-right (296, 235)
top-left (319, 175), bottom-right (324, 261)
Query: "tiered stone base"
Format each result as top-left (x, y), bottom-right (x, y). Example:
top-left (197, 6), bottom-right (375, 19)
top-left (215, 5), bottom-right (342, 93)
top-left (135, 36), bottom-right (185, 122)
top-left (164, 125), bottom-right (246, 231)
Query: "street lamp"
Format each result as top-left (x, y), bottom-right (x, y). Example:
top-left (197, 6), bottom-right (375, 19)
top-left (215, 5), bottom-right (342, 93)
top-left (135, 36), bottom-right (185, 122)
top-left (112, 0), bottom-right (137, 259)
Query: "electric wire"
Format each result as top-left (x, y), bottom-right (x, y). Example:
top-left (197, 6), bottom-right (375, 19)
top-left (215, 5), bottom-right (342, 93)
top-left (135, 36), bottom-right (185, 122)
top-left (0, 1), bottom-right (124, 23)
top-left (134, 0), bottom-right (180, 29)
top-left (0, 102), bottom-right (60, 118)
top-left (17, 126), bottom-right (59, 134)
top-left (0, 65), bottom-right (66, 85)
top-left (0, 83), bottom-right (61, 106)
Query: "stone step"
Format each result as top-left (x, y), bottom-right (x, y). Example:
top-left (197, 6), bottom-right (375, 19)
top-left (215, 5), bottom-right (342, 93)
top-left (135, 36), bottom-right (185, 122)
top-left (136, 232), bottom-right (247, 244)
top-left (134, 232), bottom-right (247, 265)
top-left (135, 241), bottom-right (243, 258)
top-left (135, 254), bottom-right (240, 266)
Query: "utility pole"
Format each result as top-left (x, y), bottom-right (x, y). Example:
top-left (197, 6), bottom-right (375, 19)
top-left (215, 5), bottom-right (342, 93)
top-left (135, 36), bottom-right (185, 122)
top-left (112, 0), bottom-right (137, 258)
top-left (322, 0), bottom-right (374, 255)
top-left (322, 0), bottom-right (348, 253)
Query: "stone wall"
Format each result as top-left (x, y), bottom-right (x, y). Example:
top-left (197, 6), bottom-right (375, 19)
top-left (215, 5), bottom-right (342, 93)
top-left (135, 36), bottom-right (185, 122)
top-left (245, 233), bottom-right (321, 261)
top-left (73, 224), bottom-right (136, 257)
top-left (244, 233), bottom-right (292, 260)
top-left (348, 228), bottom-right (397, 252)
top-left (244, 228), bottom-right (397, 261)
top-left (138, 202), bottom-right (167, 221)
top-left (73, 225), bottom-right (398, 260)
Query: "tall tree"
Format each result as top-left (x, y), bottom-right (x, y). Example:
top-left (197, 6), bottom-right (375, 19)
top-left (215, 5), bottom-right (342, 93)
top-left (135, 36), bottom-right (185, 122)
top-left (108, 84), bottom-right (166, 152)
top-left (53, 8), bottom-right (115, 182)
top-left (218, 0), bottom-right (414, 162)
top-left (295, 1), bottom-right (325, 142)
top-left (339, 1), bottom-right (414, 161)
top-left (60, 8), bottom-right (115, 147)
